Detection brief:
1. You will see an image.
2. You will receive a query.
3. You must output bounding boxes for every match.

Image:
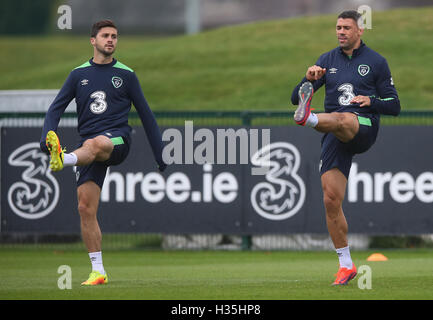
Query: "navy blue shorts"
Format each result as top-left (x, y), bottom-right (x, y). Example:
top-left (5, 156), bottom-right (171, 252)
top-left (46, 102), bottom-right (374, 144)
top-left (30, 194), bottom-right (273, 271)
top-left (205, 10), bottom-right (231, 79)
top-left (76, 135), bottom-right (130, 189)
top-left (319, 114), bottom-right (379, 179)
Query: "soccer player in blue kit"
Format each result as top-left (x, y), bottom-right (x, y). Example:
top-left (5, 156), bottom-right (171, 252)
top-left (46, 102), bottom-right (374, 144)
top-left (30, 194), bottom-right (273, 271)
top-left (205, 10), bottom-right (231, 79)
top-left (291, 11), bottom-right (400, 285)
top-left (40, 20), bottom-right (166, 285)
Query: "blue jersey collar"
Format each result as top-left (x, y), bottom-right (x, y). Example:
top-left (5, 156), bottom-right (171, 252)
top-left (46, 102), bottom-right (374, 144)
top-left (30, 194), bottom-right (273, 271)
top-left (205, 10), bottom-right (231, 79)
top-left (339, 40), bottom-right (366, 58)
top-left (89, 57), bottom-right (117, 67)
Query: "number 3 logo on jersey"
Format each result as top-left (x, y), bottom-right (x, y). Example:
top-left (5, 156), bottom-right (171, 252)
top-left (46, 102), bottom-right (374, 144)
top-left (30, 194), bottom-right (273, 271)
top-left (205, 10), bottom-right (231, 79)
top-left (89, 91), bottom-right (107, 114)
top-left (337, 83), bottom-right (355, 106)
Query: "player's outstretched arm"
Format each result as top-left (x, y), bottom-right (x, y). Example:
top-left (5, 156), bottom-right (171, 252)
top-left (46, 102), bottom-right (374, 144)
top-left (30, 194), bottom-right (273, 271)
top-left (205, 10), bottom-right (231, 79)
top-left (128, 73), bottom-right (166, 172)
top-left (40, 72), bottom-right (76, 154)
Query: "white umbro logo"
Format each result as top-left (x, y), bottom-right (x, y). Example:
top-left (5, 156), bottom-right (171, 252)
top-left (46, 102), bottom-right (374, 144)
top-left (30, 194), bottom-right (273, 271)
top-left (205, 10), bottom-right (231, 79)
top-left (81, 79), bottom-right (89, 86)
top-left (329, 68), bottom-right (338, 74)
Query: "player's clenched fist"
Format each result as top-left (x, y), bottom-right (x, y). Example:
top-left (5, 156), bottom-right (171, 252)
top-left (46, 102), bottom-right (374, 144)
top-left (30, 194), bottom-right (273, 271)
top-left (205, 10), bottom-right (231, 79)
top-left (306, 65), bottom-right (327, 81)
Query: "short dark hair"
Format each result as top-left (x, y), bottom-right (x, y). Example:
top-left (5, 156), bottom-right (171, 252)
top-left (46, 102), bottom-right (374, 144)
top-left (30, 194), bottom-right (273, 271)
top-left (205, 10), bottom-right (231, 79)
top-left (338, 10), bottom-right (362, 24)
top-left (91, 20), bottom-right (117, 37)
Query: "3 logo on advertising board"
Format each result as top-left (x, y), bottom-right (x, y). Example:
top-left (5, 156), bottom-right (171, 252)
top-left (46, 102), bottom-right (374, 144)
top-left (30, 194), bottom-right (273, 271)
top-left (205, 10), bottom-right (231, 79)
top-left (7, 143), bottom-right (60, 220)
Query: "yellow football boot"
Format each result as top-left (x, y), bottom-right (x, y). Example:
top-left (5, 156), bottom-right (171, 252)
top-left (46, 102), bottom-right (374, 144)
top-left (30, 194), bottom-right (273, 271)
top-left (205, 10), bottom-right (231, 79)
top-left (45, 130), bottom-right (65, 172)
top-left (81, 271), bottom-right (108, 286)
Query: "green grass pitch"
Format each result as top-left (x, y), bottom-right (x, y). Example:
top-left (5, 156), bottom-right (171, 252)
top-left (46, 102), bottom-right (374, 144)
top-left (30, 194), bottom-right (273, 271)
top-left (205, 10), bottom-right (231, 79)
top-left (1, 248), bottom-right (433, 300)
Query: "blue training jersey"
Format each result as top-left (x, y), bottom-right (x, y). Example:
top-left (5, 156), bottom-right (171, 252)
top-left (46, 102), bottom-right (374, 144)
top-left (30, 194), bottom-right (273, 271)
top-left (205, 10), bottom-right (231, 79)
top-left (291, 41), bottom-right (400, 119)
top-left (40, 58), bottom-right (164, 168)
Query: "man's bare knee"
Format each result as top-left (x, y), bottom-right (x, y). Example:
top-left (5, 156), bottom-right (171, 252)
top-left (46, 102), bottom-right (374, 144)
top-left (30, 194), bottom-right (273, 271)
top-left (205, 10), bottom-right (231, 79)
top-left (81, 139), bottom-right (98, 159)
top-left (83, 136), bottom-right (113, 161)
top-left (334, 113), bottom-right (358, 142)
top-left (78, 197), bottom-right (96, 219)
top-left (88, 136), bottom-right (111, 151)
top-left (77, 182), bottom-right (100, 221)
top-left (323, 190), bottom-right (342, 215)
top-left (321, 169), bottom-right (346, 216)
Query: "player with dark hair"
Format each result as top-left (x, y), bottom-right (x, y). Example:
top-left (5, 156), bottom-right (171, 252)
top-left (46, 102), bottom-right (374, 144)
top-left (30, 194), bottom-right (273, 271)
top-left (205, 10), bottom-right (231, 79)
top-left (40, 19), bottom-right (166, 285)
top-left (291, 10), bottom-right (400, 285)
